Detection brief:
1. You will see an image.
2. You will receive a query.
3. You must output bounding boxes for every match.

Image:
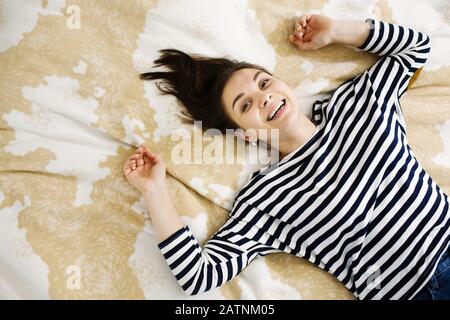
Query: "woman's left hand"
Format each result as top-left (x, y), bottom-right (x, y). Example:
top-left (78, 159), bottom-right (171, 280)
top-left (289, 14), bottom-right (336, 51)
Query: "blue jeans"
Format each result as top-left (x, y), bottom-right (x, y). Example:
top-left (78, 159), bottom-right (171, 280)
top-left (412, 246), bottom-right (450, 300)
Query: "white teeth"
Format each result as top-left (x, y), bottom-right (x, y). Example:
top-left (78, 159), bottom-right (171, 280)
top-left (268, 99), bottom-right (285, 121)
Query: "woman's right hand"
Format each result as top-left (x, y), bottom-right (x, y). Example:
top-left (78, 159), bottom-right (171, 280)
top-left (289, 14), bottom-right (336, 50)
top-left (123, 144), bottom-right (166, 195)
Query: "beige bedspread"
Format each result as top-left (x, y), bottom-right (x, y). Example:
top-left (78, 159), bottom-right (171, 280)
top-left (1, 0), bottom-right (449, 299)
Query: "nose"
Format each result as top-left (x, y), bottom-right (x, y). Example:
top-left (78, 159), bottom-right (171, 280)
top-left (261, 93), bottom-right (272, 109)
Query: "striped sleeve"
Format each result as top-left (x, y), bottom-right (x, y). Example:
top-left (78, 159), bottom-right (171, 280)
top-left (358, 18), bottom-right (431, 101)
top-left (157, 217), bottom-right (277, 296)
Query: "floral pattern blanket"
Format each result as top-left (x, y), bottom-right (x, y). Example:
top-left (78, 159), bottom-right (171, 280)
top-left (1, 0), bottom-right (449, 299)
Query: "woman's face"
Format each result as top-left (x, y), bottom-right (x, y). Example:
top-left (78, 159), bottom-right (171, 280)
top-left (222, 68), bottom-right (304, 144)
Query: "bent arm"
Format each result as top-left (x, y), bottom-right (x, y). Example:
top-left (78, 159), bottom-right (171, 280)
top-left (330, 19), bottom-right (371, 48)
top-left (149, 196), bottom-right (278, 296)
top-left (158, 217), bottom-right (277, 295)
top-left (356, 18), bottom-right (430, 99)
top-left (333, 18), bottom-right (431, 100)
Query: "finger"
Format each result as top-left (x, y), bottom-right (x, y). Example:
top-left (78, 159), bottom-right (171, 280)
top-left (295, 21), bottom-right (302, 32)
top-left (126, 165), bottom-right (142, 178)
top-left (301, 14), bottom-right (312, 28)
top-left (289, 33), bottom-right (301, 42)
top-left (145, 150), bottom-right (162, 163)
top-left (295, 30), bottom-right (303, 38)
top-left (145, 150), bottom-right (156, 159)
top-left (148, 152), bottom-right (163, 165)
top-left (124, 167), bottom-right (132, 176)
top-left (300, 16), bottom-right (306, 28)
top-left (143, 153), bottom-right (152, 163)
top-left (143, 150), bottom-right (158, 165)
top-left (143, 149), bottom-right (153, 160)
top-left (124, 158), bottom-right (136, 170)
top-left (128, 154), bottom-right (140, 160)
top-left (292, 32), bottom-right (305, 43)
top-left (124, 159), bottom-right (136, 171)
top-left (130, 155), bottom-right (141, 164)
top-left (294, 37), bottom-right (314, 50)
top-left (299, 14), bottom-right (308, 27)
top-left (136, 158), bottom-right (144, 166)
top-left (303, 32), bottom-right (312, 42)
top-left (141, 146), bottom-right (151, 155)
top-left (125, 160), bottom-right (136, 169)
top-left (137, 144), bottom-right (147, 153)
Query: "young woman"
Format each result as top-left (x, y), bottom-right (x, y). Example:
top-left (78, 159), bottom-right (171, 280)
top-left (124, 14), bottom-right (450, 300)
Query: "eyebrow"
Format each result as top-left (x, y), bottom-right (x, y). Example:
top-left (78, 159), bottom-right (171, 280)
top-left (232, 71), bottom-right (262, 110)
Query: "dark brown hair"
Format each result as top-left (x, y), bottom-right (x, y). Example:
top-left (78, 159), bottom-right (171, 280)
top-left (139, 49), bottom-right (272, 133)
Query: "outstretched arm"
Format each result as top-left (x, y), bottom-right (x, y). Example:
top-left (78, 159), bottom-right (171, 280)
top-left (289, 14), bottom-right (430, 100)
top-left (123, 144), bottom-right (185, 242)
top-left (158, 214), bottom-right (278, 295)
top-left (352, 18), bottom-right (431, 100)
top-left (123, 145), bottom-right (278, 295)
top-left (330, 18), bottom-right (370, 48)
top-left (288, 14), bottom-right (369, 50)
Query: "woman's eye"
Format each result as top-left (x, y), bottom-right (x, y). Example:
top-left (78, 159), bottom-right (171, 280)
top-left (241, 79), bottom-right (269, 112)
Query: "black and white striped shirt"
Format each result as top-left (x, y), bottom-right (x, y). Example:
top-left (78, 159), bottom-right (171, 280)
top-left (158, 18), bottom-right (450, 299)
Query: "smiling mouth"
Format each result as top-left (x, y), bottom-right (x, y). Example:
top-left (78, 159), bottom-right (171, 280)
top-left (267, 99), bottom-right (286, 121)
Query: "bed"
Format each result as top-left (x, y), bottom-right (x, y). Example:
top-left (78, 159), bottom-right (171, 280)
top-left (1, 0), bottom-right (449, 299)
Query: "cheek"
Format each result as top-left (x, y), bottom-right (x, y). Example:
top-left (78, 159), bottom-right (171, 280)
top-left (275, 82), bottom-right (294, 97)
top-left (283, 87), bottom-right (296, 101)
top-left (236, 111), bottom-right (259, 130)
top-left (248, 111), bottom-right (268, 129)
